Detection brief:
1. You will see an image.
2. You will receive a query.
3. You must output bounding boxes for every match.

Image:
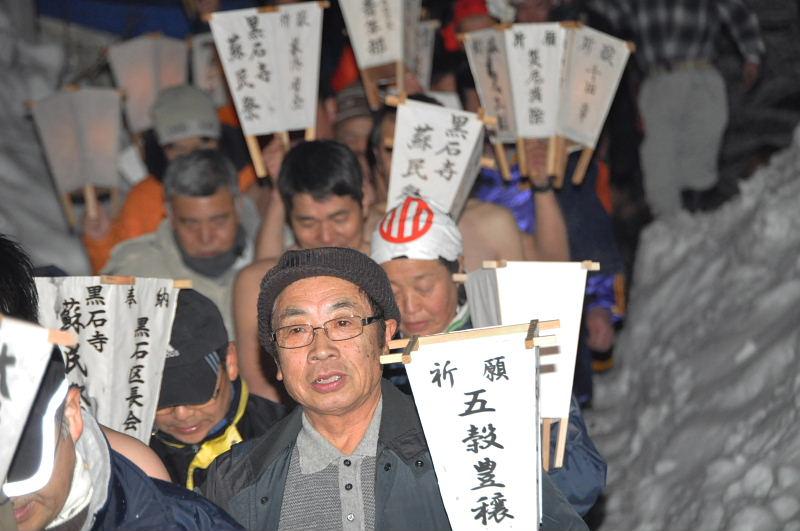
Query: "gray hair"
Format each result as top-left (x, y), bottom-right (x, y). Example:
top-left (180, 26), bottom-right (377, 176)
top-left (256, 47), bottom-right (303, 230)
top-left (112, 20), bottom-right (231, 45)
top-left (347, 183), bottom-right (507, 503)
top-left (163, 149), bottom-right (239, 199)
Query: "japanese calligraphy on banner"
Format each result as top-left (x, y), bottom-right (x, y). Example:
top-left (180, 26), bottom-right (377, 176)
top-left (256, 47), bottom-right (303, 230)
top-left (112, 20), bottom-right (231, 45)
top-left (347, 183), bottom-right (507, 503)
top-left (465, 28), bottom-right (517, 144)
top-left (108, 35), bottom-right (188, 133)
top-left (274, 3), bottom-right (324, 132)
top-left (402, 0), bottom-right (422, 70)
top-left (465, 262), bottom-right (587, 419)
top-left (35, 277), bottom-right (180, 443)
top-left (409, 20), bottom-right (439, 90)
top-left (405, 327), bottom-right (541, 529)
top-left (388, 99), bottom-right (485, 218)
top-left (339, 0), bottom-right (403, 69)
top-left (0, 317), bottom-right (53, 484)
top-left (505, 23), bottom-right (569, 139)
top-left (191, 32), bottom-right (229, 107)
top-left (32, 88), bottom-right (121, 194)
top-left (557, 25), bottom-right (630, 147)
top-left (210, 4), bottom-right (323, 136)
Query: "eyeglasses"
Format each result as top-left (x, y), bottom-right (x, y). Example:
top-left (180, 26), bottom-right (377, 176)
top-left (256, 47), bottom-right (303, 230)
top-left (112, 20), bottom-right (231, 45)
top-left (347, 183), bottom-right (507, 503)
top-left (272, 315), bottom-right (382, 349)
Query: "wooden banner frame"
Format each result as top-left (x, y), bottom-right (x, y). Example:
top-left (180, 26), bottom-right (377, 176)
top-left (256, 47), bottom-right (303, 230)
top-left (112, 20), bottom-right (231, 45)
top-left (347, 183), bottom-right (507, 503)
top-left (381, 319), bottom-right (569, 471)
top-left (0, 315), bottom-right (78, 348)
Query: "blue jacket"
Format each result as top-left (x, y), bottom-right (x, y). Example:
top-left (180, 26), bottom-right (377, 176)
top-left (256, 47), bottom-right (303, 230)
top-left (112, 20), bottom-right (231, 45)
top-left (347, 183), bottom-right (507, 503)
top-left (91, 449), bottom-right (243, 530)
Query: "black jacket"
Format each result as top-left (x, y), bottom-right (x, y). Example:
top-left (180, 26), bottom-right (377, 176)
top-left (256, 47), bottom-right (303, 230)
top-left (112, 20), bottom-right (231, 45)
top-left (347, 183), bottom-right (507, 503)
top-left (91, 449), bottom-right (243, 530)
top-left (201, 380), bottom-right (588, 530)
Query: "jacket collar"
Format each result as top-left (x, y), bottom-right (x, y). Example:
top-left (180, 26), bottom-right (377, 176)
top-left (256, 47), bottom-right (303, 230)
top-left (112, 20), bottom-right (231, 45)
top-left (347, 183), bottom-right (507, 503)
top-left (237, 379), bottom-right (430, 489)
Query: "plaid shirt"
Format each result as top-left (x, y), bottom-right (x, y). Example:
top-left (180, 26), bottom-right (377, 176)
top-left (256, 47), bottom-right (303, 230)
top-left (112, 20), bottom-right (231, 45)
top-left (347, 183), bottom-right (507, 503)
top-left (588, 0), bottom-right (766, 72)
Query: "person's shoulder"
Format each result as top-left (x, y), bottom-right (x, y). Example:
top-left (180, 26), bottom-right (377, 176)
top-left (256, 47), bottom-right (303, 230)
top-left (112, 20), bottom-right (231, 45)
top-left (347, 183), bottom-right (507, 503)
top-left (462, 199), bottom-right (517, 226)
top-left (236, 257), bottom-right (279, 287)
top-left (103, 230), bottom-right (164, 274)
top-left (243, 393), bottom-right (289, 432)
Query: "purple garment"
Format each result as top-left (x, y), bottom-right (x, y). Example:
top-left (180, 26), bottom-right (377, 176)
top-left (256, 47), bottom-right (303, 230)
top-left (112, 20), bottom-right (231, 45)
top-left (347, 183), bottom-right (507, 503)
top-left (474, 164), bottom-right (537, 234)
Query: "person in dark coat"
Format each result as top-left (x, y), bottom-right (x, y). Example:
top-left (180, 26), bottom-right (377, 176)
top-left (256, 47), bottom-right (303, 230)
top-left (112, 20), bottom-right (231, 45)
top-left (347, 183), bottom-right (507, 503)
top-left (149, 289), bottom-right (286, 490)
top-left (201, 247), bottom-right (589, 530)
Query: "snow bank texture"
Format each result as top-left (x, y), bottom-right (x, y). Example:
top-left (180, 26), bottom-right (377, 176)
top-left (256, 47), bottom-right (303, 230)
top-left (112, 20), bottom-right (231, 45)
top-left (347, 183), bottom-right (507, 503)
top-left (591, 132), bottom-right (800, 530)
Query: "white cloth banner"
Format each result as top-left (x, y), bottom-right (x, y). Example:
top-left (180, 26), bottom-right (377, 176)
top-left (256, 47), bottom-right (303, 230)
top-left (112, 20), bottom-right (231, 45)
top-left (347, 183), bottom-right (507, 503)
top-left (505, 23), bottom-right (568, 139)
top-left (191, 32), bottom-right (229, 107)
top-left (339, 0), bottom-right (403, 69)
top-left (210, 4), bottom-right (322, 136)
top-left (273, 3), bottom-right (323, 132)
top-left (0, 317), bottom-right (53, 484)
top-left (465, 28), bottom-right (517, 144)
top-left (465, 262), bottom-right (587, 419)
top-left (557, 25), bottom-right (630, 147)
top-left (35, 277), bottom-right (179, 443)
top-left (411, 20), bottom-right (438, 90)
top-left (405, 326), bottom-right (541, 529)
top-left (388, 99), bottom-right (485, 218)
top-left (32, 88), bottom-right (121, 194)
top-left (108, 35), bottom-right (188, 133)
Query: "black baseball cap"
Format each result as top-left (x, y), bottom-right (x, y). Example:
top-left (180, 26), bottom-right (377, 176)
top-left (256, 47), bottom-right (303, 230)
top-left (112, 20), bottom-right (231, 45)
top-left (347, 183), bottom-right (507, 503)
top-left (4, 347), bottom-right (68, 497)
top-left (157, 290), bottom-right (229, 410)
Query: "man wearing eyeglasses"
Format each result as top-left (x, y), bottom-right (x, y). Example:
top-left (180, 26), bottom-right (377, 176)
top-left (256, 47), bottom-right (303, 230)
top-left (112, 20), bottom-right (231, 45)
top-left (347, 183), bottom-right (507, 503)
top-left (149, 289), bottom-right (285, 490)
top-left (200, 247), bottom-right (588, 530)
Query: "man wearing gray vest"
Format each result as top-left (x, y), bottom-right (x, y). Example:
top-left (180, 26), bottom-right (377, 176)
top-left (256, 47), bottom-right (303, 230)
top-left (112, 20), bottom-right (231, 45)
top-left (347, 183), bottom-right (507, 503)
top-left (200, 247), bottom-right (587, 530)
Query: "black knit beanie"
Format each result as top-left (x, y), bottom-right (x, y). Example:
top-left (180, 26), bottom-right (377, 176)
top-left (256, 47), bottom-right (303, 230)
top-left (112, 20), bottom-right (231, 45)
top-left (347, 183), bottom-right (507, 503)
top-left (257, 247), bottom-right (401, 354)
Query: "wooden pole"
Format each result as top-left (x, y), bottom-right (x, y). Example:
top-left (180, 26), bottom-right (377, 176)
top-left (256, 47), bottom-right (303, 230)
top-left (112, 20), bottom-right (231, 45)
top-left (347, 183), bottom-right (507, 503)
top-left (395, 61), bottom-right (405, 98)
top-left (554, 416), bottom-right (569, 468)
top-left (546, 136), bottom-right (559, 181)
top-left (61, 194), bottom-right (77, 230)
top-left (571, 148), bottom-right (594, 185)
top-left (542, 418), bottom-right (553, 471)
top-left (278, 131), bottom-right (291, 152)
top-left (304, 127), bottom-right (316, 141)
top-left (555, 136), bottom-right (568, 188)
top-left (516, 138), bottom-right (528, 177)
top-left (245, 135), bottom-right (267, 178)
top-left (361, 67), bottom-right (381, 111)
top-left (492, 141), bottom-right (512, 181)
top-left (83, 184), bottom-right (99, 221)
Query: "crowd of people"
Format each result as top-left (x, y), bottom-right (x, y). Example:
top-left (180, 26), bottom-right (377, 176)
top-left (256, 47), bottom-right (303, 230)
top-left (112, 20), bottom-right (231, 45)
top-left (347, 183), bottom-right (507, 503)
top-left (2, 0), bottom-right (766, 529)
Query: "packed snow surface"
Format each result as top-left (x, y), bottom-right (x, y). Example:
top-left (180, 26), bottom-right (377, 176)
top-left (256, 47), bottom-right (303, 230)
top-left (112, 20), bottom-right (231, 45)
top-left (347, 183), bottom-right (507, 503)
top-left (590, 129), bottom-right (800, 530)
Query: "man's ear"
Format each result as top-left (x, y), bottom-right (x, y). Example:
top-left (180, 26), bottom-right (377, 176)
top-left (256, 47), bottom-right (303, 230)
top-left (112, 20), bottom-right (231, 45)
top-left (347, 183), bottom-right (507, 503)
top-left (225, 342), bottom-right (239, 381)
top-left (273, 352), bottom-right (284, 381)
top-left (384, 319), bottom-right (398, 345)
top-left (63, 387), bottom-right (84, 443)
top-left (457, 255), bottom-right (465, 274)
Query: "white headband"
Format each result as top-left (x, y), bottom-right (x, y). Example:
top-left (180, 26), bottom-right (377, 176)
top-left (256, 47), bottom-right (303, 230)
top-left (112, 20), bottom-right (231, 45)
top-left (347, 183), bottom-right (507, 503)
top-left (371, 195), bottom-right (463, 264)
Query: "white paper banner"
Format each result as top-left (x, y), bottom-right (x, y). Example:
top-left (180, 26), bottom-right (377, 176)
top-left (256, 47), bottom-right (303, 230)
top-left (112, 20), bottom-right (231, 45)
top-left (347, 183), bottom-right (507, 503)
top-left (32, 88), bottom-right (121, 194)
top-left (35, 277), bottom-right (179, 443)
top-left (274, 3), bottom-right (323, 132)
top-left (191, 32), bottom-right (229, 107)
top-left (412, 20), bottom-right (439, 90)
top-left (465, 262), bottom-right (587, 419)
top-left (211, 4), bottom-right (323, 136)
top-left (505, 23), bottom-right (568, 139)
top-left (405, 327), bottom-right (541, 529)
top-left (557, 25), bottom-right (630, 147)
top-left (339, 0), bottom-right (403, 69)
top-left (388, 99), bottom-right (485, 218)
top-left (402, 0), bottom-right (422, 71)
top-left (0, 317), bottom-right (53, 484)
top-left (465, 28), bottom-right (517, 143)
top-left (108, 35), bottom-right (188, 133)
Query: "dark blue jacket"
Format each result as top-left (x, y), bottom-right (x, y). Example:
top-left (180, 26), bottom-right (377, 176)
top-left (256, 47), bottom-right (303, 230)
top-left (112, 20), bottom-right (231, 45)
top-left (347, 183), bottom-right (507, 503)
top-left (90, 449), bottom-right (243, 530)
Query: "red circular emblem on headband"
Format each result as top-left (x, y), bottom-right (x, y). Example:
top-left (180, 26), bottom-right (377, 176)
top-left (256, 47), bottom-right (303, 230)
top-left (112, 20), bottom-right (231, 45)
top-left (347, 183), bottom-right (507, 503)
top-left (379, 196), bottom-right (435, 244)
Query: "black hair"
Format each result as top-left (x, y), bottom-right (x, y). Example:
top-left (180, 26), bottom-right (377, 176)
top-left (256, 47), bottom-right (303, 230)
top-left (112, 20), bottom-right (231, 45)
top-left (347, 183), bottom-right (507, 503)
top-left (278, 140), bottom-right (364, 216)
top-left (0, 234), bottom-right (39, 323)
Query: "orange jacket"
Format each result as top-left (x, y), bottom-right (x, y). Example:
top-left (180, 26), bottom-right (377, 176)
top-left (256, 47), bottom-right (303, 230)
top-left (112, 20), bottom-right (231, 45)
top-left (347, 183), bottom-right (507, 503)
top-left (84, 165), bottom-right (257, 273)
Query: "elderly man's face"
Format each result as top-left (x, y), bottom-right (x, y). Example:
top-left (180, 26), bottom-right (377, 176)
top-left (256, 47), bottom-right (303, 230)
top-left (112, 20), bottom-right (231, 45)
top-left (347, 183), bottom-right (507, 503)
top-left (170, 186), bottom-right (239, 259)
top-left (382, 258), bottom-right (459, 337)
top-left (289, 193), bottom-right (364, 250)
top-left (273, 276), bottom-right (396, 421)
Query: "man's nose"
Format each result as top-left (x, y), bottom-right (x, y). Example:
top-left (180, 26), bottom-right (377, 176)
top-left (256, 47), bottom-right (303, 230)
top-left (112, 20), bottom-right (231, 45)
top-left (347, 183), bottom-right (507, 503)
top-left (318, 222), bottom-right (335, 245)
top-left (307, 326), bottom-right (339, 361)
